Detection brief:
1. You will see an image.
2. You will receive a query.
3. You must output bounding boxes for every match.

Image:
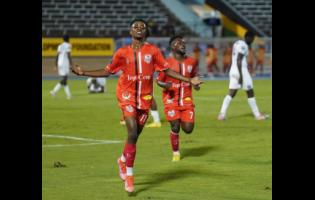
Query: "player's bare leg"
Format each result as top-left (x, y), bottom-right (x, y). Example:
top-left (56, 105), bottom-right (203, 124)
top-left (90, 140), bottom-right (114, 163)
top-left (169, 120), bottom-right (180, 161)
top-left (218, 89), bottom-right (237, 120)
top-left (50, 77), bottom-right (65, 97)
top-left (117, 116), bottom-right (140, 193)
top-left (181, 122), bottom-right (194, 134)
top-left (246, 89), bottom-right (268, 120)
top-left (50, 83), bottom-right (60, 97)
top-left (136, 124), bottom-right (145, 137)
top-left (61, 76), bottom-right (71, 100)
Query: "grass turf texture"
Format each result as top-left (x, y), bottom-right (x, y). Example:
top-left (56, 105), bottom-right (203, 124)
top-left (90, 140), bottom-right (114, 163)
top-left (42, 79), bottom-right (272, 200)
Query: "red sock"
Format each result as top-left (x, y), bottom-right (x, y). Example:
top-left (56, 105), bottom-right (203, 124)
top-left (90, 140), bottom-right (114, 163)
top-left (170, 131), bottom-right (179, 152)
top-left (123, 143), bottom-right (136, 167)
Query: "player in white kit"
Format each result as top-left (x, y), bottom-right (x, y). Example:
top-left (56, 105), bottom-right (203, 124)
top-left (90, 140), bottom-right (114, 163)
top-left (86, 77), bottom-right (107, 93)
top-left (218, 31), bottom-right (268, 120)
top-left (50, 35), bottom-right (72, 99)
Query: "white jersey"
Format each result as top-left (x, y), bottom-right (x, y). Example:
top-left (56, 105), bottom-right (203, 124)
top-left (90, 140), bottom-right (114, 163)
top-left (231, 40), bottom-right (248, 71)
top-left (229, 40), bottom-right (253, 90)
top-left (57, 42), bottom-right (72, 76)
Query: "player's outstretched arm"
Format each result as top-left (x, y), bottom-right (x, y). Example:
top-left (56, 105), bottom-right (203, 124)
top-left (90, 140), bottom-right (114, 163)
top-left (156, 80), bottom-right (172, 89)
top-left (71, 65), bottom-right (111, 77)
top-left (165, 68), bottom-right (203, 86)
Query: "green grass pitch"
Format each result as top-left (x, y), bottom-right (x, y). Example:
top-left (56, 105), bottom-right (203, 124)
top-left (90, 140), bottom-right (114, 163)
top-left (42, 78), bottom-right (272, 200)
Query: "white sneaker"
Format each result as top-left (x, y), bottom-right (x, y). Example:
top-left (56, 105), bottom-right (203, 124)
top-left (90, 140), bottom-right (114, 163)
top-left (255, 114), bottom-right (269, 120)
top-left (50, 91), bottom-right (55, 97)
top-left (217, 113), bottom-right (226, 121)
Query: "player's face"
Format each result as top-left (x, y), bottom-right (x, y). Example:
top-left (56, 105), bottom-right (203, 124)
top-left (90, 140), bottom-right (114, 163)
top-left (172, 38), bottom-right (186, 54)
top-left (130, 21), bottom-right (147, 40)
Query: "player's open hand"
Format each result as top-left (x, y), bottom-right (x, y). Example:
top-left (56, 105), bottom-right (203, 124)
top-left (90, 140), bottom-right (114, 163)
top-left (190, 76), bottom-right (203, 86)
top-left (193, 84), bottom-right (200, 91)
top-left (71, 65), bottom-right (84, 76)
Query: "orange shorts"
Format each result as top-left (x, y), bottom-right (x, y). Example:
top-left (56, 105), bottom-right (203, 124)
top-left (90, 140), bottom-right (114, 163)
top-left (121, 105), bottom-right (149, 125)
top-left (164, 107), bottom-right (195, 123)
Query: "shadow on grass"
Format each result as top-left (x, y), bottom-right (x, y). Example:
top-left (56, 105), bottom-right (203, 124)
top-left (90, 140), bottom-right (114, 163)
top-left (132, 167), bottom-right (229, 196)
top-left (228, 112), bottom-right (271, 121)
top-left (181, 145), bottom-right (219, 160)
top-left (228, 113), bottom-right (254, 119)
top-left (130, 146), bottom-right (221, 196)
top-left (132, 168), bottom-right (202, 196)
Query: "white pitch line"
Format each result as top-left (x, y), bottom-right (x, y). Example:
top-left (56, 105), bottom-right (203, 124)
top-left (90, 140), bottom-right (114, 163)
top-left (42, 134), bottom-right (121, 143)
top-left (193, 96), bottom-right (272, 101)
top-left (43, 142), bottom-right (120, 148)
top-left (42, 134), bottom-right (122, 148)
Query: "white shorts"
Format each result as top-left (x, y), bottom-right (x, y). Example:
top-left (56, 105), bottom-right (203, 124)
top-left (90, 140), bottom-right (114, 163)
top-left (58, 65), bottom-right (70, 76)
top-left (229, 68), bottom-right (253, 91)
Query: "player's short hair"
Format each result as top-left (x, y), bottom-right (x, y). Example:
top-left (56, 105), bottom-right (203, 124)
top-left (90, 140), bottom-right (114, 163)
top-left (130, 19), bottom-right (148, 27)
top-left (63, 34), bottom-right (70, 42)
top-left (244, 31), bottom-right (255, 39)
top-left (169, 35), bottom-right (184, 46)
top-left (129, 19), bottom-right (150, 38)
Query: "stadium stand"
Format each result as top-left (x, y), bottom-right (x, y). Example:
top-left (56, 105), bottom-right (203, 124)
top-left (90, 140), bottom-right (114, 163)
top-left (224, 0), bottom-right (271, 36)
top-left (42, 0), bottom-right (196, 37)
top-left (205, 0), bottom-right (272, 36)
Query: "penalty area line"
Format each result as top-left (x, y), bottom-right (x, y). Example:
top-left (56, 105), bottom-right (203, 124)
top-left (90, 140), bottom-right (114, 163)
top-left (42, 134), bottom-right (122, 148)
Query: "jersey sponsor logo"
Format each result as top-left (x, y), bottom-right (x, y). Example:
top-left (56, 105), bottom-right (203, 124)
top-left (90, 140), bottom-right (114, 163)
top-left (168, 110), bottom-right (175, 117)
top-left (181, 82), bottom-right (191, 87)
top-left (187, 65), bottom-right (193, 73)
top-left (170, 82), bottom-right (189, 88)
top-left (125, 105), bottom-right (134, 113)
top-left (142, 95), bottom-right (152, 100)
top-left (122, 91), bottom-right (131, 100)
top-left (172, 83), bottom-right (180, 88)
top-left (144, 54), bottom-right (152, 64)
top-left (127, 75), bottom-right (151, 81)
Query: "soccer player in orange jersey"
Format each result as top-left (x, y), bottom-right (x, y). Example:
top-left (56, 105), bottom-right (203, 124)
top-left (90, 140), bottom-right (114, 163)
top-left (205, 44), bottom-right (219, 78)
top-left (156, 35), bottom-right (200, 162)
top-left (247, 46), bottom-right (255, 75)
top-left (222, 43), bottom-right (232, 74)
top-left (255, 44), bottom-right (265, 75)
top-left (71, 19), bottom-right (203, 194)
